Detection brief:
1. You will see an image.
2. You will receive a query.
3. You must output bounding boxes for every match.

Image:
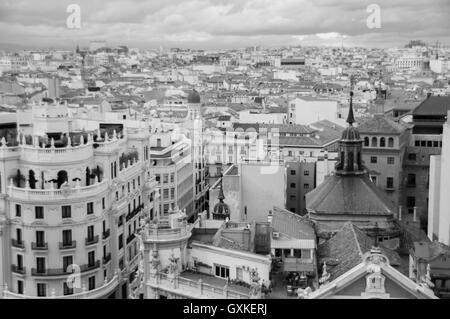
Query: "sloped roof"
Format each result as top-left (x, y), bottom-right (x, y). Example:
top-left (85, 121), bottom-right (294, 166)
top-left (318, 223), bottom-right (401, 281)
top-left (306, 174), bottom-right (395, 216)
top-left (412, 96), bottom-right (450, 116)
top-left (357, 114), bottom-right (407, 134)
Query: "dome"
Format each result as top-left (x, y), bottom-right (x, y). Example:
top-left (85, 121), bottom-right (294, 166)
top-left (213, 201), bottom-right (230, 216)
top-left (187, 89), bottom-right (201, 104)
top-left (341, 125), bottom-right (361, 141)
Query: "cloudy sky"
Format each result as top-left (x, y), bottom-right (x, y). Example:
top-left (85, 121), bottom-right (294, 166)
top-left (0, 0), bottom-right (449, 50)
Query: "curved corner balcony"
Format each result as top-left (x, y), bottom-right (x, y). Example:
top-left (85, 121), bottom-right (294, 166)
top-left (2, 274), bottom-right (119, 299)
top-left (7, 180), bottom-right (109, 202)
top-left (143, 223), bottom-right (192, 243)
top-left (19, 143), bottom-right (94, 164)
top-left (93, 136), bottom-right (127, 154)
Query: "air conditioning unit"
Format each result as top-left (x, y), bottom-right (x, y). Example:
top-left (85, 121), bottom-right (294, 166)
top-left (272, 232), bottom-right (280, 238)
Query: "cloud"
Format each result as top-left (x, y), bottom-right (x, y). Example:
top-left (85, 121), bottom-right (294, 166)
top-left (0, 0), bottom-right (448, 49)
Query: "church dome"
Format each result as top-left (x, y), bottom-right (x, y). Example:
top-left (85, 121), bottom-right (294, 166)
top-left (187, 89), bottom-right (201, 104)
top-left (213, 201), bottom-right (230, 216)
top-left (341, 125), bottom-right (361, 141)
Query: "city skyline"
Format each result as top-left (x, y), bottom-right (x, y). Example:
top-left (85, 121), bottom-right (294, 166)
top-left (0, 0), bottom-right (449, 50)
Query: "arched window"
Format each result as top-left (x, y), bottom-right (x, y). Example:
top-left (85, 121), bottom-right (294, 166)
top-left (57, 170), bottom-right (68, 188)
top-left (380, 137), bottom-right (386, 147)
top-left (86, 167), bottom-right (91, 186)
top-left (371, 137), bottom-right (378, 147)
top-left (388, 137), bottom-right (394, 148)
top-left (364, 137), bottom-right (369, 147)
top-left (29, 170), bottom-right (36, 189)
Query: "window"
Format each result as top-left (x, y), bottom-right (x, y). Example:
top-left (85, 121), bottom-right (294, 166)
top-left (364, 137), bottom-right (369, 146)
top-left (63, 282), bottom-right (73, 295)
top-left (388, 138), bottom-right (394, 147)
top-left (88, 276), bottom-right (96, 291)
top-left (87, 225), bottom-right (94, 241)
top-left (370, 156), bottom-right (377, 164)
top-left (387, 157), bottom-right (395, 165)
top-left (371, 137), bottom-right (377, 147)
top-left (88, 251), bottom-right (95, 267)
top-left (36, 257), bottom-right (45, 273)
top-left (17, 254), bottom-right (23, 270)
top-left (138, 176), bottom-right (141, 186)
top-left (118, 215), bottom-right (123, 227)
top-left (163, 189), bottom-right (169, 200)
top-left (62, 230), bottom-right (72, 246)
top-left (87, 202), bottom-right (94, 215)
top-left (407, 196), bottom-right (416, 208)
top-left (304, 183), bottom-right (310, 189)
top-left (304, 170), bottom-right (309, 176)
top-left (170, 174), bottom-right (174, 183)
top-left (433, 141), bottom-right (439, 147)
top-left (427, 141), bottom-right (432, 147)
top-left (289, 207), bottom-right (296, 213)
top-left (163, 204), bottom-right (169, 214)
top-left (118, 234), bottom-right (123, 250)
top-left (163, 174), bottom-right (169, 184)
top-left (35, 206), bottom-right (44, 219)
top-left (63, 256), bottom-right (73, 272)
top-left (386, 177), bottom-right (394, 189)
top-left (37, 283), bottom-right (46, 297)
top-left (408, 153), bottom-right (416, 161)
top-left (17, 280), bottom-right (23, 295)
top-left (407, 174), bottom-right (416, 187)
top-left (155, 174), bottom-right (160, 182)
top-left (102, 198), bottom-right (105, 210)
top-left (170, 188), bottom-right (175, 199)
top-left (290, 195), bottom-right (296, 201)
top-left (62, 205), bottom-right (71, 219)
top-left (15, 204), bottom-right (21, 217)
top-left (415, 140), bottom-right (420, 147)
top-left (290, 170), bottom-right (296, 175)
top-left (36, 231), bottom-right (45, 247)
top-left (16, 228), bottom-right (22, 242)
top-left (215, 265), bottom-right (230, 279)
top-left (290, 183), bottom-right (296, 188)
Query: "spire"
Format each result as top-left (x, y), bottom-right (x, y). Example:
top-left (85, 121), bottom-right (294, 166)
top-left (346, 75), bottom-right (355, 126)
top-left (218, 176), bottom-right (225, 202)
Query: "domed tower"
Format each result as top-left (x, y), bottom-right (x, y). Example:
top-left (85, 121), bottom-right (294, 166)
top-left (212, 179), bottom-right (230, 220)
top-left (335, 78), bottom-right (365, 176)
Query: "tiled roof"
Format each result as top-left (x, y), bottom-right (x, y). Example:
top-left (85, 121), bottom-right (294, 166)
top-left (412, 241), bottom-right (450, 261)
top-left (306, 174), bottom-right (395, 216)
top-left (357, 114), bottom-right (407, 134)
top-left (318, 223), bottom-right (401, 281)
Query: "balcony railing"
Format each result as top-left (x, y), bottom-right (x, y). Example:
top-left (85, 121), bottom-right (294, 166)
top-left (148, 272), bottom-right (250, 299)
top-left (126, 204), bottom-right (144, 222)
top-left (102, 229), bottom-right (110, 240)
top-left (11, 239), bottom-right (25, 249)
top-left (7, 180), bottom-right (109, 202)
top-left (11, 265), bottom-right (26, 275)
top-left (103, 253), bottom-right (112, 264)
top-left (59, 241), bottom-right (76, 250)
top-left (80, 260), bottom-right (100, 272)
top-left (85, 235), bottom-right (99, 246)
top-left (31, 242), bottom-right (48, 250)
top-left (126, 233), bottom-right (136, 245)
top-left (3, 275), bottom-right (120, 299)
top-left (31, 267), bottom-right (71, 277)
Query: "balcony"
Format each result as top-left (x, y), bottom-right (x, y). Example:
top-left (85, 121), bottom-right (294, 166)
top-left (3, 274), bottom-right (120, 299)
top-left (7, 180), bottom-right (109, 202)
top-left (19, 142), bottom-right (93, 164)
top-left (85, 235), bottom-right (99, 246)
top-left (11, 239), bottom-right (25, 249)
top-left (80, 260), bottom-right (100, 272)
top-left (59, 241), bottom-right (76, 250)
top-left (31, 268), bottom-right (70, 277)
top-left (126, 233), bottom-right (136, 245)
top-left (31, 260), bottom-right (101, 277)
top-left (102, 229), bottom-right (110, 240)
top-left (31, 242), bottom-right (48, 251)
top-left (11, 265), bottom-right (26, 275)
top-left (126, 204), bottom-right (144, 222)
top-left (103, 253), bottom-right (112, 264)
top-left (148, 271), bottom-right (251, 299)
